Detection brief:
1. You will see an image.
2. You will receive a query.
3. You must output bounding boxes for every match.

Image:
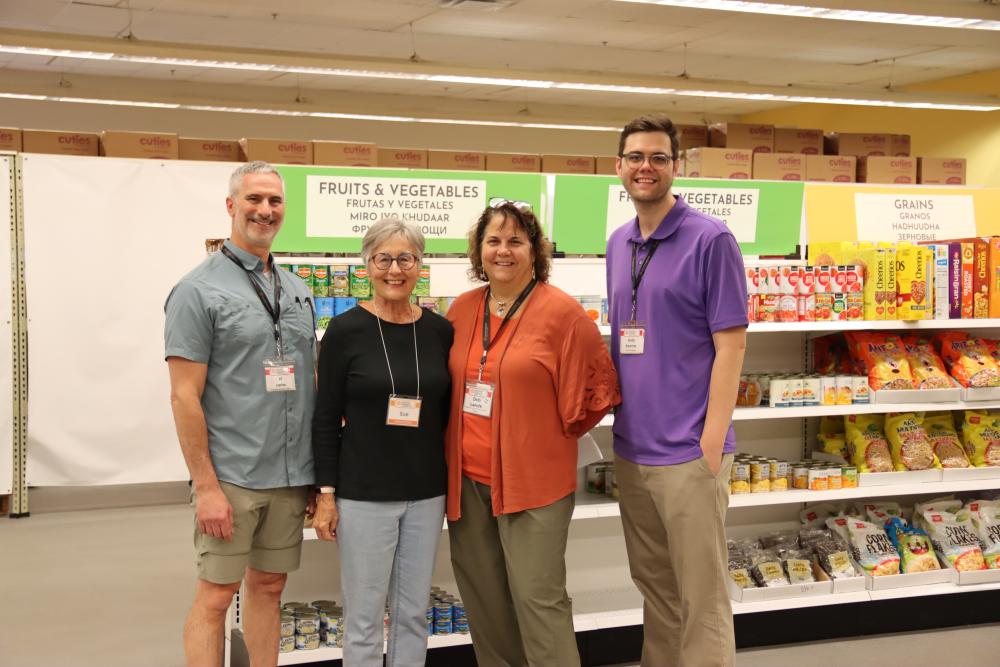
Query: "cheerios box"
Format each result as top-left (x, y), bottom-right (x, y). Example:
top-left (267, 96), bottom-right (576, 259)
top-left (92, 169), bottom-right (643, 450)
top-left (895, 244), bottom-right (929, 320)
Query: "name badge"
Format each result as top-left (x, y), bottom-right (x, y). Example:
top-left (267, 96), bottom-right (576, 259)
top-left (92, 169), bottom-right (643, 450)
top-left (463, 381), bottom-right (495, 417)
top-left (620, 323), bottom-right (646, 355)
top-left (263, 358), bottom-right (296, 392)
top-left (387, 394), bottom-right (422, 428)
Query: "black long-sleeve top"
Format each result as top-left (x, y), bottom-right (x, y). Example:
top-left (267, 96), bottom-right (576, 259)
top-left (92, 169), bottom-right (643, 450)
top-left (312, 306), bottom-right (453, 500)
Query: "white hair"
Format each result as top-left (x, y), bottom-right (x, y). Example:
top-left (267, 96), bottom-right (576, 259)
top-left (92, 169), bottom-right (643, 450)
top-left (360, 217), bottom-right (426, 263)
top-left (228, 161), bottom-right (284, 198)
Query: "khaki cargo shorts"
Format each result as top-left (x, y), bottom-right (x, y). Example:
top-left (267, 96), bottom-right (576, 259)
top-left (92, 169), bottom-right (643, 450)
top-left (192, 482), bottom-right (309, 584)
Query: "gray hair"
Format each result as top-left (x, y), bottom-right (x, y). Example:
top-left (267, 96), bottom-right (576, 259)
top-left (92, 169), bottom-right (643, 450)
top-left (228, 161), bottom-right (284, 198)
top-left (361, 217), bottom-right (426, 263)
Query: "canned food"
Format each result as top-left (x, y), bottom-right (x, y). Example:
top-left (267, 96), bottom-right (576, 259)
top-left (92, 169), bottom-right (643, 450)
top-left (820, 376), bottom-right (837, 406)
top-left (311, 599), bottom-right (337, 609)
top-left (769, 378), bottom-right (790, 407)
top-left (295, 632), bottom-right (320, 650)
top-left (835, 376), bottom-right (853, 405)
top-left (730, 460), bottom-right (750, 494)
top-left (808, 467), bottom-right (829, 491)
top-left (604, 466), bottom-right (616, 498)
top-left (279, 635), bottom-right (296, 653)
top-left (750, 460), bottom-right (770, 483)
top-left (802, 377), bottom-right (821, 406)
top-left (282, 602), bottom-right (310, 612)
top-left (793, 464), bottom-right (809, 489)
top-left (841, 466), bottom-right (859, 488)
top-left (851, 376), bottom-right (871, 404)
top-left (295, 612), bottom-right (320, 636)
top-left (325, 628), bottom-right (339, 648)
top-left (280, 615), bottom-right (295, 638)
top-left (827, 466), bottom-right (843, 490)
top-left (585, 462), bottom-right (609, 494)
top-left (312, 265), bottom-right (331, 298)
top-left (434, 603), bottom-right (453, 635)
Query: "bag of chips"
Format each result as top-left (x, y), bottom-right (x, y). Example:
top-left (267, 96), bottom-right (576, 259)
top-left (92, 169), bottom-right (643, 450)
top-left (923, 412), bottom-right (970, 468)
top-left (902, 336), bottom-right (953, 389)
top-left (885, 517), bottom-right (940, 573)
top-left (970, 507), bottom-right (1000, 569)
top-left (960, 411), bottom-right (1000, 467)
top-left (855, 333), bottom-right (916, 391)
top-left (922, 509), bottom-right (987, 572)
top-left (936, 333), bottom-right (1000, 388)
top-left (846, 518), bottom-right (901, 576)
top-left (885, 412), bottom-right (938, 471)
top-left (845, 414), bottom-right (893, 473)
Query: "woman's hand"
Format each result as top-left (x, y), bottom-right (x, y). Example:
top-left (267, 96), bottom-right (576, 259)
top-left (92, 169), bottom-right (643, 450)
top-left (313, 493), bottom-right (339, 541)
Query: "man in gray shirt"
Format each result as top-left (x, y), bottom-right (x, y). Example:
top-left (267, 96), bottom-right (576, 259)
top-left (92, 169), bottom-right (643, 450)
top-left (165, 161), bottom-right (316, 666)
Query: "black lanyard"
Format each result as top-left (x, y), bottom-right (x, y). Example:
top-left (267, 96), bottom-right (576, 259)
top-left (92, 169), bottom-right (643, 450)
top-left (221, 245), bottom-right (284, 356)
top-left (478, 279), bottom-right (537, 378)
top-left (630, 239), bottom-right (661, 322)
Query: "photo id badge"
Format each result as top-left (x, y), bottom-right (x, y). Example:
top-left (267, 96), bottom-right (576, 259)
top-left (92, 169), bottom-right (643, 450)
top-left (463, 381), bottom-right (495, 417)
top-left (620, 322), bottom-right (646, 355)
top-left (387, 394), bottom-right (422, 428)
top-left (263, 358), bottom-right (296, 392)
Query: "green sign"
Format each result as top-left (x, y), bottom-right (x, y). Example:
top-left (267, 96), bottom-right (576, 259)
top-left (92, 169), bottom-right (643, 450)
top-left (274, 166), bottom-right (547, 253)
top-left (551, 175), bottom-right (804, 256)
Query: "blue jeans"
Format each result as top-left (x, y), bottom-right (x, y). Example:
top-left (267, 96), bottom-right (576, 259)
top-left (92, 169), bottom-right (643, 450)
top-left (337, 495), bottom-right (445, 667)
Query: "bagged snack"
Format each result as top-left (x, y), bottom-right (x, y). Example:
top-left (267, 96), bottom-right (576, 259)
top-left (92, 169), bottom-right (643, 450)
top-left (970, 507), bottom-right (1000, 569)
top-left (818, 432), bottom-right (849, 459)
top-left (846, 519), bottom-right (901, 576)
top-left (923, 413), bottom-right (971, 469)
top-left (798, 528), bottom-right (832, 547)
top-left (819, 415), bottom-right (845, 435)
top-left (885, 412), bottom-right (937, 471)
top-left (825, 515), bottom-right (854, 544)
top-left (748, 548), bottom-right (789, 587)
top-left (782, 549), bottom-right (816, 584)
top-left (986, 339), bottom-right (1000, 365)
top-left (812, 537), bottom-right (858, 579)
top-left (855, 333), bottom-right (916, 391)
top-left (914, 497), bottom-right (961, 531)
top-left (813, 334), bottom-right (853, 375)
top-left (961, 411), bottom-right (1000, 467)
top-left (858, 501), bottom-right (903, 519)
top-left (886, 517), bottom-right (940, 573)
top-left (922, 509), bottom-right (987, 571)
top-left (866, 507), bottom-right (896, 526)
top-left (727, 542), bottom-right (756, 588)
top-left (801, 503), bottom-right (845, 528)
top-left (845, 414), bottom-right (893, 473)
top-left (902, 337), bottom-right (953, 389)
top-left (966, 499), bottom-right (1000, 513)
top-left (936, 333), bottom-right (1000, 388)
top-left (759, 531), bottom-right (798, 550)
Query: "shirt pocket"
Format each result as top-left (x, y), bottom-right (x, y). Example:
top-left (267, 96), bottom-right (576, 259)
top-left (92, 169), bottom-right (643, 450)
top-left (216, 297), bottom-right (271, 347)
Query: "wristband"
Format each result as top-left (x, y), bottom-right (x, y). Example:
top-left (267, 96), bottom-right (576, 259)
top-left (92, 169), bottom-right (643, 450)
top-left (317, 486), bottom-right (335, 494)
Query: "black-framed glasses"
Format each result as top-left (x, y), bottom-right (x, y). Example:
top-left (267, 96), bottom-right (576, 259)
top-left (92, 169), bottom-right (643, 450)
top-left (620, 152), bottom-right (673, 170)
top-left (371, 252), bottom-right (418, 271)
top-left (489, 197), bottom-right (532, 211)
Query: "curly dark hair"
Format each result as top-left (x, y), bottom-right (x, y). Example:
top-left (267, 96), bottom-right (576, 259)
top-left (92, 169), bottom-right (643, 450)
top-left (467, 202), bottom-right (552, 284)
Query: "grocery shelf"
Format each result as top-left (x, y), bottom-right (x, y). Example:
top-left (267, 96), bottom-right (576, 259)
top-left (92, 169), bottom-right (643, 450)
top-left (733, 399), bottom-right (1000, 421)
top-left (747, 319), bottom-right (1000, 334)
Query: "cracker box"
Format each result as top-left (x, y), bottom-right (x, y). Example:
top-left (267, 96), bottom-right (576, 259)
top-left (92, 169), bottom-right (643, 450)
top-left (486, 153), bottom-right (541, 172)
top-left (709, 123), bottom-right (774, 153)
top-left (895, 245), bottom-right (928, 320)
top-left (239, 138), bottom-right (312, 165)
top-left (313, 141), bottom-right (377, 167)
top-left (100, 131), bottom-right (178, 159)
top-left (774, 128), bottom-right (822, 155)
top-left (22, 129), bottom-right (99, 156)
top-left (428, 150), bottom-right (486, 171)
top-left (805, 155), bottom-right (856, 182)
top-left (378, 148), bottom-right (428, 169)
top-left (684, 147), bottom-right (752, 179)
top-left (918, 158), bottom-right (966, 185)
top-left (178, 138), bottom-right (242, 162)
top-left (752, 153), bottom-right (804, 181)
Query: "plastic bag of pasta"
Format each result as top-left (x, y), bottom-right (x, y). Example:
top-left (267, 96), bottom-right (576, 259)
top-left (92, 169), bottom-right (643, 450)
top-left (856, 333), bottom-right (916, 391)
top-left (936, 333), bottom-right (1000, 388)
top-left (885, 412), bottom-right (938, 471)
top-left (845, 414), bottom-right (893, 473)
top-left (923, 412), bottom-right (970, 468)
top-left (922, 509), bottom-right (987, 572)
top-left (902, 336), bottom-right (954, 389)
top-left (885, 517), bottom-right (940, 573)
top-left (846, 518), bottom-right (901, 576)
top-left (960, 411), bottom-right (1000, 467)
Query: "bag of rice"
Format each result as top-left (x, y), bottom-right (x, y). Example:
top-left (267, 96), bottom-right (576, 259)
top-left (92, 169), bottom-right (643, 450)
top-left (922, 509), bottom-right (988, 572)
top-left (885, 412), bottom-right (938, 471)
top-left (936, 333), bottom-right (1000, 388)
top-left (845, 414), bottom-right (893, 473)
top-left (846, 518), bottom-right (901, 576)
top-left (960, 411), bottom-right (1000, 467)
top-left (886, 517), bottom-right (940, 573)
top-left (923, 413), bottom-right (970, 469)
top-left (902, 336), bottom-right (953, 389)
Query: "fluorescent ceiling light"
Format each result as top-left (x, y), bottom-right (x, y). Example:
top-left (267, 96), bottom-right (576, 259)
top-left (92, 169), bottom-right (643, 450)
top-left (0, 44), bottom-right (996, 111)
top-left (0, 92), bottom-right (619, 131)
top-left (616, 0), bottom-right (1000, 31)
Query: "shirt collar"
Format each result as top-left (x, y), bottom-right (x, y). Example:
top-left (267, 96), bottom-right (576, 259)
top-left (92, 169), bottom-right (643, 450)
top-left (627, 194), bottom-right (689, 245)
top-left (223, 239), bottom-right (269, 272)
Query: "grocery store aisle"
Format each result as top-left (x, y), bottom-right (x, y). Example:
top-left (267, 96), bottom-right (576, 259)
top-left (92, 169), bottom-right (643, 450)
top-left (3, 502), bottom-right (1000, 667)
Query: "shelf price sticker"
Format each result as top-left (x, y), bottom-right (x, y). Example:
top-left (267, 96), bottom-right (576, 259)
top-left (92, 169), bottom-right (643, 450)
top-left (305, 175), bottom-right (486, 240)
top-left (606, 184), bottom-right (759, 242)
top-left (854, 193), bottom-right (976, 243)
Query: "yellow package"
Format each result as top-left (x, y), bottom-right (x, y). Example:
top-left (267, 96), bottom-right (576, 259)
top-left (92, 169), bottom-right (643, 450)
top-left (885, 412), bottom-right (938, 471)
top-left (961, 411), bottom-right (1000, 467)
top-left (843, 247), bottom-right (887, 320)
top-left (902, 337), bottom-right (952, 389)
top-left (846, 414), bottom-right (893, 473)
top-left (818, 432), bottom-right (849, 459)
top-left (895, 244), bottom-right (928, 321)
top-left (819, 415), bottom-right (844, 435)
top-left (880, 245), bottom-right (897, 320)
top-left (923, 413), bottom-right (971, 469)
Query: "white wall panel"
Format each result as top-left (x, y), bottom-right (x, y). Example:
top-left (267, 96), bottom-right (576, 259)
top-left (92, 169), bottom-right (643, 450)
top-left (0, 154), bottom-right (14, 495)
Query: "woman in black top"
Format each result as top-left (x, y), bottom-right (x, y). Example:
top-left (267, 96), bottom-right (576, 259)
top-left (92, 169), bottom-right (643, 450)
top-left (312, 217), bottom-right (453, 667)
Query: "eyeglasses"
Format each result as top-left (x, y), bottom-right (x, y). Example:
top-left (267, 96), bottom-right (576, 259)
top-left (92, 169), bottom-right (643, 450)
top-left (620, 152), bottom-right (674, 170)
top-left (489, 197), bottom-right (532, 211)
top-left (370, 252), bottom-right (418, 271)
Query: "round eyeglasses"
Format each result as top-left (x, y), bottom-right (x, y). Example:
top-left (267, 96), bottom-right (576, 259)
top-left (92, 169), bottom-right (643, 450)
top-left (620, 152), bottom-right (674, 170)
top-left (371, 252), bottom-right (418, 271)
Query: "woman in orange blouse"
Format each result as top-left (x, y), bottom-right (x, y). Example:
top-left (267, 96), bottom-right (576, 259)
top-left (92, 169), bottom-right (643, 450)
top-left (445, 201), bottom-right (620, 667)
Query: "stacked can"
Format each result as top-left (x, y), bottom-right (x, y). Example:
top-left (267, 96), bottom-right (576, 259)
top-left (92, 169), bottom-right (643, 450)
top-left (280, 602), bottom-right (321, 651)
top-left (279, 611), bottom-right (296, 653)
top-left (745, 266), bottom-right (760, 322)
top-left (311, 600), bottom-right (340, 649)
top-left (791, 461), bottom-right (859, 490)
top-left (433, 600), bottom-right (453, 635)
top-left (451, 599), bottom-right (469, 634)
top-left (798, 266), bottom-right (816, 321)
top-left (759, 267), bottom-right (779, 322)
top-left (778, 266), bottom-right (799, 323)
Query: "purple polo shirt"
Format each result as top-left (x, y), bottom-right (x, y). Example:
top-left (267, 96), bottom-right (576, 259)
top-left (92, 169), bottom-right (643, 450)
top-left (607, 195), bottom-right (748, 466)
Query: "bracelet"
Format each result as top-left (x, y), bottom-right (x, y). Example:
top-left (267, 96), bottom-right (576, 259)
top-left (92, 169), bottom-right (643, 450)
top-left (317, 486), bottom-right (335, 494)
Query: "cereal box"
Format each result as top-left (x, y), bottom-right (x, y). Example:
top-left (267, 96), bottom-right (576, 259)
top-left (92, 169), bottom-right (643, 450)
top-left (881, 246), bottom-right (897, 319)
top-left (895, 244), bottom-right (928, 320)
top-left (961, 242), bottom-right (975, 318)
top-left (989, 238), bottom-right (1000, 318)
top-left (973, 240), bottom-right (988, 318)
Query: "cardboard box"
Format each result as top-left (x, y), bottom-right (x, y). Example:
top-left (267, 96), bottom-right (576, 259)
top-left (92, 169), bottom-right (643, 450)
top-left (595, 156), bottom-right (617, 175)
top-left (895, 244), bottom-right (928, 320)
top-left (0, 127), bottom-right (22, 152)
top-left (961, 242), bottom-right (975, 318)
top-left (675, 124), bottom-right (709, 151)
top-left (100, 131), bottom-right (178, 159)
top-left (825, 132), bottom-right (892, 157)
top-left (805, 155), bottom-right (856, 182)
top-left (949, 242), bottom-right (963, 319)
top-left (989, 237), bottom-right (1000, 318)
top-left (684, 147), bottom-right (752, 179)
top-left (486, 153), bottom-right (541, 173)
top-left (378, 147), bottom-right (428, 169)
top-left (918, 158), bottom-right (966, 185)
top-left (178, 138), bottom-right (242, 162)
top-left (542, 154), bottom-right (594, 174)
top-left (882, 245), bottom-right (897, 319)
top-left (891, 134), bottom-right (911, 157)
top-left (239, 138), bottom-right (312, 165)
top-left (774, 128), bottom-right (823, 155)
top-left (428, 150), bottom-right (486, 171)
top-left (22, 129), bottom-right (99, 156)
top-left (313, 141), bottom-right (377, 167)
top-left (752, 153), bottom-right (804, 181)
top-left (709, 123), bottom-right (773, 153)
top-left (974, 240), bottom-right (988, 318)
top-left (858, 157), bottom-right (916, 184)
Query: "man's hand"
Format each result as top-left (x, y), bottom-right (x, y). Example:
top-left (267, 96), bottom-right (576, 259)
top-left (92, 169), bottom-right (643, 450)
top-left (306, 489), bottom-right (318, 519)
top-left (700, 438), bottom-right (724, 476)
top-left (313, 494), bottom-right (338, 542)
top-left (196, 486), bottom-right (234, 541)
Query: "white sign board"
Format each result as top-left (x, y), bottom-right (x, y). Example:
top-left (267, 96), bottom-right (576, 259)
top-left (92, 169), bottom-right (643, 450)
top-left (306, 175), bottom-right (486, 239)
top-left (854, 193), bottom-right (976, 243)
top-left (606, 185), bottom-right (759, 242)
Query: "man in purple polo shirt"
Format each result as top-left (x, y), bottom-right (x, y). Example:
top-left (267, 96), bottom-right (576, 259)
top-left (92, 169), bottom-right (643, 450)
top-left (607, 114), bottom-right (748, 667)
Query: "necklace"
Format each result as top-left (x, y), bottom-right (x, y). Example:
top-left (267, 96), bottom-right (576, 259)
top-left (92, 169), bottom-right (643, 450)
top-left (492, 294), bottom-right (508, 316)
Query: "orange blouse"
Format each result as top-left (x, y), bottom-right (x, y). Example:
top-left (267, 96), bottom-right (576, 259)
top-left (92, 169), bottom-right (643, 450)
top-left (461, 312), bottom-right (510, 485)
top-left (445, 283), bottom-right (621, 519)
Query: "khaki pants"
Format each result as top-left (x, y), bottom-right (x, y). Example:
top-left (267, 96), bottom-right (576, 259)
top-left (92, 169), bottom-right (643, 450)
top-left (448, 477), bottom-right (580, 667)
top-left (616, 453), bottom-right (735, 667)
